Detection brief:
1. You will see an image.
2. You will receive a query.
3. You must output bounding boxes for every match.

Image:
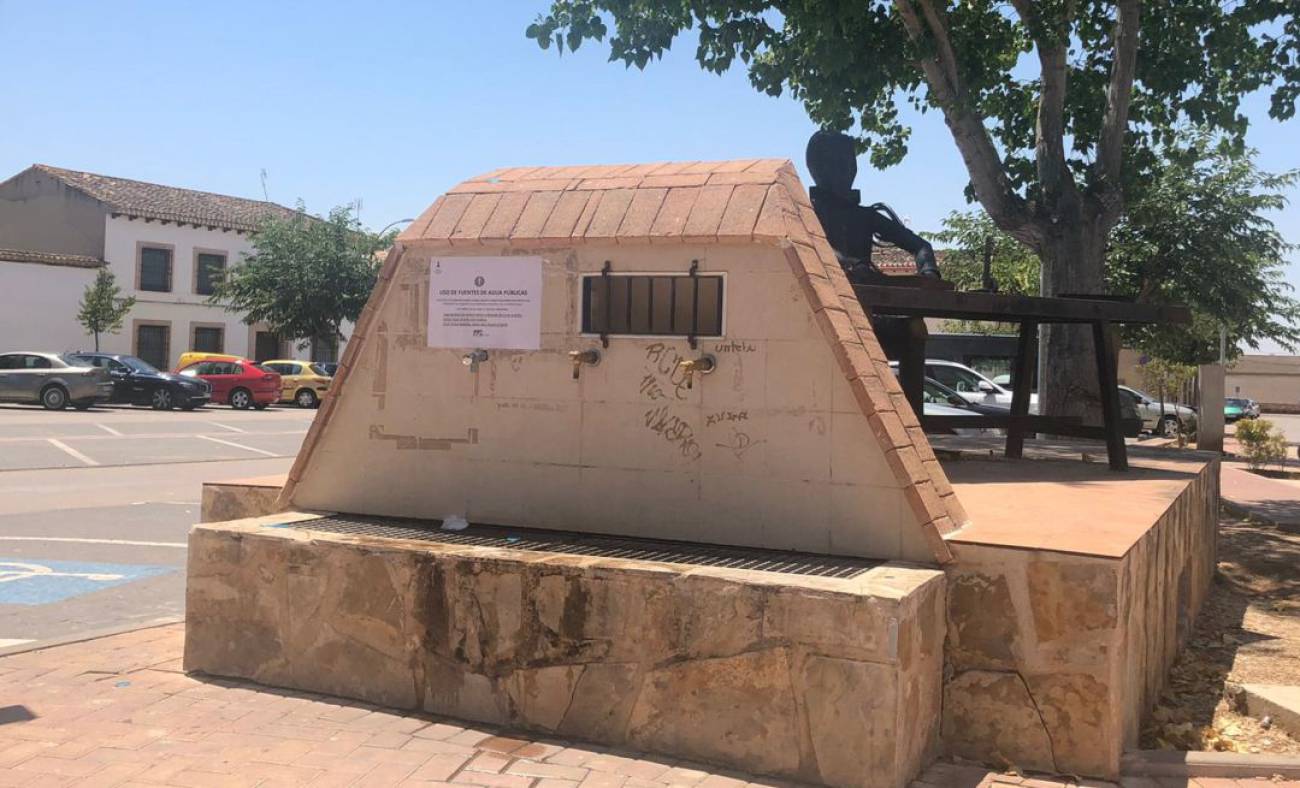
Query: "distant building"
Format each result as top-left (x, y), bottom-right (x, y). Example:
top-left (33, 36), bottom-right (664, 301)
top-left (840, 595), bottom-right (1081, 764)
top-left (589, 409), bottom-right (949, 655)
top-left (0, 164), bottom-right (348, 369)
top-left (1226, 355), bottom-right (1300, 411)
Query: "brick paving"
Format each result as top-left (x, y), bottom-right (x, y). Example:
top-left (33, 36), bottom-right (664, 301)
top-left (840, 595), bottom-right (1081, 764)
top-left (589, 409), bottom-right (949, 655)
top-left (2, 624), bottom-right (1293, 788)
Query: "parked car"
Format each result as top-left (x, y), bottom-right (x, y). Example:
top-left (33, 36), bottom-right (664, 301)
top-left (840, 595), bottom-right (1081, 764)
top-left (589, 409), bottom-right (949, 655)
top-left (0, 351), bottom-right (112, 410)
top-left (177, 359), bottom-right (280, 410)
top-left (1117, 385), bottom-right (1197, 437)
top-left (64, 352), bottom-right (211, 411)
top-left (260, 359), bottom-right (332, 408)
top-left (891, 359), bottom-right (1037, 410)
top-left (1224, 397), bottom-right (1261, 422)
top-left (175, 351), bottom-right (242, 370)
top-left (922, 376), bottom-right (1009, 416)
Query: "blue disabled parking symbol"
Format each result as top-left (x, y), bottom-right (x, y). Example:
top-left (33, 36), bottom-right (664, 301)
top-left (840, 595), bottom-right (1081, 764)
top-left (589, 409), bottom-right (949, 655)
top-left (0, 558), bottom-right (174, 606)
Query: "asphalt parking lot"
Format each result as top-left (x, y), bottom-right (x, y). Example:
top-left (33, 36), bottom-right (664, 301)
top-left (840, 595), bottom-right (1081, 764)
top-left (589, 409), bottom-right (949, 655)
top-left (0, 403), bottom-right (315, 650)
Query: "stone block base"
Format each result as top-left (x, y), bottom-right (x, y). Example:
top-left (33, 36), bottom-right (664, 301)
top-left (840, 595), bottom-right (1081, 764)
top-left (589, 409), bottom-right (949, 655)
top-left (199, 475), bottom-right (285, 523)
top-left (184, 514), bottom-right (946, 788)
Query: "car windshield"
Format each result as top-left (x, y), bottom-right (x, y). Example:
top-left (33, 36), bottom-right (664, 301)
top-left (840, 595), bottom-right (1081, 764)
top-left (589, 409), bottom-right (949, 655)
top-left (310, 363), bottom-right (332, 376)
top-left (1226, 398), bottom-right (1249, 407)
top-left (923, 379), bottom-right (968, 407)
top-left (122, 356), bottom-right (160, 374)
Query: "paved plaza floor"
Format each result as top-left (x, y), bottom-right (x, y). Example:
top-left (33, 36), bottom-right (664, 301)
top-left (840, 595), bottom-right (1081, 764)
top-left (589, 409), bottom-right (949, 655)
top-left (0, 622), bottom-right (1143, 788)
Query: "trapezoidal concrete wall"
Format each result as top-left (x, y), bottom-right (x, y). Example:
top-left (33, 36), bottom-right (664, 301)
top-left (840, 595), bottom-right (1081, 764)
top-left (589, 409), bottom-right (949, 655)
top-left (281, 159), bottom-right (965, 564)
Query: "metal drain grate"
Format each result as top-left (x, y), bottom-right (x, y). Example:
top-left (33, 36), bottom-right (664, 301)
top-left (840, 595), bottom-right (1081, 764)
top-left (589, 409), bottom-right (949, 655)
top-left (287, 513), bottom-right (880, 579)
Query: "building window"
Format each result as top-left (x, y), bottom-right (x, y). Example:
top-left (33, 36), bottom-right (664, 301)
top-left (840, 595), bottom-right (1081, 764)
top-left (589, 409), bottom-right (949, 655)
top-left (311, 334), bottom-right (339, 363)
top-left (193, 325), bottom-right (224, 353)
top-left (254, 331), bottom-right (282, 362)
top-left (135, 324), bottom-right (170, 370)
top-left (582, 273), bottom-right (724, 337)
top-left (194, 252), bottom-right (226, 295)
top-left (139, 246), bottom-right (173, 292)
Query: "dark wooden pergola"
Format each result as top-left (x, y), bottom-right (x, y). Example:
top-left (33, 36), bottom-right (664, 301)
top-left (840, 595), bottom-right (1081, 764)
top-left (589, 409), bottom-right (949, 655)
top-left (854, 285), bottom-right (1191, 471)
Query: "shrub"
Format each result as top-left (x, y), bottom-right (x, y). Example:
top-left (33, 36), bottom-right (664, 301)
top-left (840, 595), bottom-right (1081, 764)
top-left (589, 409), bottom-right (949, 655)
top-left (1236, 418), bottom-right (1288, 470)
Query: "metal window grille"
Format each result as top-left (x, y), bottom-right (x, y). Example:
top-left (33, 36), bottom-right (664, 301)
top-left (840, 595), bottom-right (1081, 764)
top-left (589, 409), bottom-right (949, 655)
top-left (139, 248), bottom-right (172, 292)
top-left (582, 270), bottom-right (723, 340)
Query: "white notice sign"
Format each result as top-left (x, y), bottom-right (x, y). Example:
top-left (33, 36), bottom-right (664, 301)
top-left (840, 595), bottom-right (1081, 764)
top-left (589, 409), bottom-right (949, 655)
top-left (427, 257), bottom-right (543, 350)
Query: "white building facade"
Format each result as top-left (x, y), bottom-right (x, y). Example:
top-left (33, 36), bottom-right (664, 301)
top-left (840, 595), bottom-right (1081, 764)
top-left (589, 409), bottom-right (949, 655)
top-left (0, 164), bottom-right (350, 370)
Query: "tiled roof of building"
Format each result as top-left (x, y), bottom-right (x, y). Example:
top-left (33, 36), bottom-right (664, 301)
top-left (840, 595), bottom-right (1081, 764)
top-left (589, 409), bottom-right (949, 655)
top-left (377, 159), bottom-right (967, 560)
top-left (0, 247), bottom-right (104, 269)
top-left (29, 164), bottom-right (303, 232)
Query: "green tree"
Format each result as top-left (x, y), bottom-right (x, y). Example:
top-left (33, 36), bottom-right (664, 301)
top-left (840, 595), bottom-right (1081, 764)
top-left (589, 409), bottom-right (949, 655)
top-left (210, 204), bottom-right (386, 349)
top-left (526, 1), bottom-right (1299, 420)
top-left (932, 130), bottom-right (1300, 366)
top-left (77, 268), bottom-right (136, 351)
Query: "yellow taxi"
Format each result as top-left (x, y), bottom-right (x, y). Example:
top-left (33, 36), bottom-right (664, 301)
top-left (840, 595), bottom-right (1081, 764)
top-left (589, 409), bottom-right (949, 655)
top-left (260, 359), bottom-right (333, 408)
top-left (174, 351), bottom-right (242, 370)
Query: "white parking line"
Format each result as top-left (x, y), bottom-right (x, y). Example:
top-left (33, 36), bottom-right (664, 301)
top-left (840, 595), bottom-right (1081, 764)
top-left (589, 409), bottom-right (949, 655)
top-left (96, 424), bottom-right (124, 437)
top-left (0, 536), bottom-right (187, 548)
top-left (196, 434), bottom-right (279, 457)
top-left (46, 439), bottom-right (99, 466)
top-left (0, 639), bottom-right (33, 648)
top-left (209, 422), bottom-right (245, 433)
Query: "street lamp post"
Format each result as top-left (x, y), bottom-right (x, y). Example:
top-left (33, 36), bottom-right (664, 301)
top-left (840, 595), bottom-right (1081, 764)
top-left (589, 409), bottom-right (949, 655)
top-left (378, 218), bottom-right (415, 237)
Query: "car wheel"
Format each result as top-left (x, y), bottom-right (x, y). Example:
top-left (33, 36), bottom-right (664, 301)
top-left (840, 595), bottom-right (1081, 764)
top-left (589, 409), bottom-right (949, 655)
top-left (295, 389), bottom-right (318, 409)
top-left (150, 388), bottom-right (174, 410)
top-left (40, 385), bottom-right (69, 410)
top-left (230, 388), bottom-right (252, 410)
top-left (1159, 415), bottom-right (1179, 438)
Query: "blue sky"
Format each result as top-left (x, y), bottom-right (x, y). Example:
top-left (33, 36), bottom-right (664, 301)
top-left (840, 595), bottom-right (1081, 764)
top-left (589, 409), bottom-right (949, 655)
top-left (3, 1), bottom-right (1297, 352)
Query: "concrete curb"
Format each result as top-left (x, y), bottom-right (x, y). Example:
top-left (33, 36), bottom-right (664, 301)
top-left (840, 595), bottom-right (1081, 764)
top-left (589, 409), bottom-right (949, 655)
top-left (1122, 750), bottom-right (1300, 779)
top-left (1231, 684), bottom-right (1300, 740)
top-left (0, 616), bottom-right (183, 659)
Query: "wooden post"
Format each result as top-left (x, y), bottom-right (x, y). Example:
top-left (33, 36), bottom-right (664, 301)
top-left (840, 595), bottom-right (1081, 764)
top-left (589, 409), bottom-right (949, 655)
top-left (1092, 321), bottom-right (1128, 471)
top-left (899, 317), bottom-right (927, 418)
top-left (1005, 320), bottom-right (1037, 459)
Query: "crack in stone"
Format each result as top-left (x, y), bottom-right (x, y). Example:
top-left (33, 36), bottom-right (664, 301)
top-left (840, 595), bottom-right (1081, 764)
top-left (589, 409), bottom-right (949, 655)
top-left (1011, 670), bottom-right (1060, 774)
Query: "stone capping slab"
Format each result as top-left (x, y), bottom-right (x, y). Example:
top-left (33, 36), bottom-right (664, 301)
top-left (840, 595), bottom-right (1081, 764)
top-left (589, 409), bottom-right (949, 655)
top-left (1121, 749), bottom-right (1300, 779)
top-left (190, 513), bottom-right (942, 602)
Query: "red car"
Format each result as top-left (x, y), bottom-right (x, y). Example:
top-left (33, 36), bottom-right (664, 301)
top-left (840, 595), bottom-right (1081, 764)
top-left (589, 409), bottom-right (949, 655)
top-left (176, 358), bottom-right (281, 410)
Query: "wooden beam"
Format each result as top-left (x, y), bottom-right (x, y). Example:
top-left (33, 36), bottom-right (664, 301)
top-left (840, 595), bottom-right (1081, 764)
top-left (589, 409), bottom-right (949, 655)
top-left (854, 284), bottom-right (1190, 325)
top-left (1004, 320), bottom-right (1037, 459)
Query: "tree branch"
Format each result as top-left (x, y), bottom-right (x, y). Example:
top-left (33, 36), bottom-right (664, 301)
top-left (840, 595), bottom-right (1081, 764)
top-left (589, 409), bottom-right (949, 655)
top-left (1009, 0), bottom-right (1081, 217)
top-left (1094, 0), bottom-right (1140, 226)
top-left (895, 0), bottom-right (1043, 250)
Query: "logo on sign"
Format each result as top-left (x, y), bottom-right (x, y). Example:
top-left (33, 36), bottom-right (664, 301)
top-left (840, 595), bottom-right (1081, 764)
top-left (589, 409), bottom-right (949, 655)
top-left (474, 276), bottom-right (486, 287)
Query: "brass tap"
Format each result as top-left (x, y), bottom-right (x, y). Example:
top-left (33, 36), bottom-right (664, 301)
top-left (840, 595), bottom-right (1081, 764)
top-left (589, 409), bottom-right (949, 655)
top-left (568, 349), bottom-right (601, 380)
top-left (677, 354), bottom-right (716, 389)
top-left (461, 349), bottom-right (489, 373)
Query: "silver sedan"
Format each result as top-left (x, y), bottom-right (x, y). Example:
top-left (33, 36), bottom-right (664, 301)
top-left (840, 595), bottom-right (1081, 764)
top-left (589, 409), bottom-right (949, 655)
top-left (0, 352), bottom-right (113, 410)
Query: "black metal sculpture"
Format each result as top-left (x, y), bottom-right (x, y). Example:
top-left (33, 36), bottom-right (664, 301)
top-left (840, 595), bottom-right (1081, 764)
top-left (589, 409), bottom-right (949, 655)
top-left (806, 130), bottom-right (941, 282)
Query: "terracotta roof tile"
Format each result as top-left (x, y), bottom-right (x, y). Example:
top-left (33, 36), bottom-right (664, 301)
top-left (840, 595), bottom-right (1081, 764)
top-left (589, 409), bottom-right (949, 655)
top-left (682, 184), bottom-right (733, 242)
top-left (448, 193), bottom-right (502, 246)
top-left (423, 193), bottom-right (474, 240)
top-left (585, 188), bottom-right (636, 240)
top-left (716, 183), bottom-right (767, 239)
top-left (539, 190), bottom-right (592, 242)
top-left (0, 248), bottom-right (104, 268)
top-left (648, 187), bottom-right (700, 242)
top-left (616, 187), bottom-right (668, 240)
top-left (25, 164), bottom-right (302, 232)
top-left (642, 173), bottom-right (711, 189)
top-left (478, 192), bottom-right (530, 242)
top-left (511, 191), bottom-right (563, 240)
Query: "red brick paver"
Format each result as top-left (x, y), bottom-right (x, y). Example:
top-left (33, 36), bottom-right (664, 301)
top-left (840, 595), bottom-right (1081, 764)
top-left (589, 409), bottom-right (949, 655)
top-left (0, 624), bottom-right (795, 787)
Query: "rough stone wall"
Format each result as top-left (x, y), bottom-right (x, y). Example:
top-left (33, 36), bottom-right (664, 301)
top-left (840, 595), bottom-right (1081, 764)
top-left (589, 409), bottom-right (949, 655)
top-left (940, 459), bottom-right (1219, 778)
top-left (185, 520), bottom-right (946, 788)
top-left (1115, 457), bottom-right (1220, 749)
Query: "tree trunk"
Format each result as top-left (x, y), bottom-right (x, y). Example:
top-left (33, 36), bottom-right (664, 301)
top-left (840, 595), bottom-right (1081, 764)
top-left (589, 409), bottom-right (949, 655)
top-left (1038, 222), bottom-right (1107, 422)
top-left (93, 331), bottom-right (100, 352)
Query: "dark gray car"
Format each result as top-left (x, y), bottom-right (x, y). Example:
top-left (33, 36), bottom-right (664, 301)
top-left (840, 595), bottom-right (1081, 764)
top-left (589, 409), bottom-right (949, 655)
top-left (0, 352), bottom-right (112, 410)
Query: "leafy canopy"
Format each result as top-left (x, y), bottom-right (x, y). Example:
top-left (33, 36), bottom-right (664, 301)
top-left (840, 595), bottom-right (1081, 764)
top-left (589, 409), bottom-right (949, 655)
top-left (932, 129), bottom-right (1300, 365)
top-left (77, 268), bottom-right (135, 351)
top-left (527, 2), bottom-right (1298, 245)
top-left (209, 205), bottom-right (388, 345)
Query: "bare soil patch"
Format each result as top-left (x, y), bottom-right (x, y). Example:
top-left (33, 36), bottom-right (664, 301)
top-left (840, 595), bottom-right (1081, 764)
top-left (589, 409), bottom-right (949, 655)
top-left (1141, 510), bottom-right (1300, 754)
